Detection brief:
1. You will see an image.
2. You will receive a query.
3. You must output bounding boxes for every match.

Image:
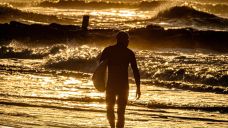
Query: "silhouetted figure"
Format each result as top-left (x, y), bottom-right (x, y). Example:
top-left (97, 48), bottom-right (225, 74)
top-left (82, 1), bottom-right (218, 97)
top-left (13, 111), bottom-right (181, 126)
top-left (100, 32), bottom-right (141, 128)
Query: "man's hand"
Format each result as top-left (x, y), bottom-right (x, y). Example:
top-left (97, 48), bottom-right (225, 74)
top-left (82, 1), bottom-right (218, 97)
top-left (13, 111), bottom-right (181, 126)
top-left (136, 88), bottom-right (141, 100)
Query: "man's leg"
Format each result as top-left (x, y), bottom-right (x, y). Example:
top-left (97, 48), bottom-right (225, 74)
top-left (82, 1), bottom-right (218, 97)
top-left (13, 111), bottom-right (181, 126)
top-left (116, 90), bottom-right (128, 128)
top-left (106, 90), bottom-right (116, 128)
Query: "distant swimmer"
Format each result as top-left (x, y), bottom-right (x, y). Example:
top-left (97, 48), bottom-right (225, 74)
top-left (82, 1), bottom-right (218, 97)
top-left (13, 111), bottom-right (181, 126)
top-left (100, 31), bottom-right (141, 128)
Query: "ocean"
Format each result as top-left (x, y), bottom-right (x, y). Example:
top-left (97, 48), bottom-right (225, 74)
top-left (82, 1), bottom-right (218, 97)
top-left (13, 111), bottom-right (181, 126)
top-left (0, 0), bottom-right (228, 127)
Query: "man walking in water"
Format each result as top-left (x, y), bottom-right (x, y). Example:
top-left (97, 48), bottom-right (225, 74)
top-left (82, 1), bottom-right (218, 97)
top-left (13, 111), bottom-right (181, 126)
top-left (100, 31), bottom-right (141, 128)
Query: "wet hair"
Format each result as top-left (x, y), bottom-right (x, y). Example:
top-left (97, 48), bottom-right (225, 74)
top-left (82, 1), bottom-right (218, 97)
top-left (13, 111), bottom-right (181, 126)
top-left (116, 31), bottom-right (129, 42)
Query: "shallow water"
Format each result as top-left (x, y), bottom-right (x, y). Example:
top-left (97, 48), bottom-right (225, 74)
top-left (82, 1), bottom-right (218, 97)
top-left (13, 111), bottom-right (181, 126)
top-left (0, 71), bottom-right (228, 128)
top-left (0, 46), bottom-right (228, 127)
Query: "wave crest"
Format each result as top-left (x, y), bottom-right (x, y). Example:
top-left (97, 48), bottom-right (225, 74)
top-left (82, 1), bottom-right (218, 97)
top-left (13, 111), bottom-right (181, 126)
top-left (152, 6), bottom-right (228, 30)
top-left (156, 6), bottom-right (219, 19)
top-left (0, 4), bottom-right (67, 24)
top-left (0, 3), bottom-right (20, 15)
top-left (0, 43), bottom-right (67, 59)
top-left (44, 45), bottom-right (100, 73)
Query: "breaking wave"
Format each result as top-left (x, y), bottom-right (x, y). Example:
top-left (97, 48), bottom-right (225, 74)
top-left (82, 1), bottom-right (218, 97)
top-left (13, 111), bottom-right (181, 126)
top-left (43, 46), bottom-right (228, 93)
top-left (156, 6), bottom-right (225, 19)
top-left (44, 45), bottom-right (100, 73)
top-left (152, 68), bottom-right (228, 88)
top-left (152, 6), bottom-right (228, 30)
top-left (0, 44), bottom-right (67, 59)
top-left (0, 4), bottom-right (67, 24)
top-left (0, 43), bottom-right (228, 94)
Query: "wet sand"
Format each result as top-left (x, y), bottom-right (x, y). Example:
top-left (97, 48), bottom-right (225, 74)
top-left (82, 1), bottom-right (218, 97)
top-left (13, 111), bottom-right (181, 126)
top-left (0, 69), bottom-right (228, 128)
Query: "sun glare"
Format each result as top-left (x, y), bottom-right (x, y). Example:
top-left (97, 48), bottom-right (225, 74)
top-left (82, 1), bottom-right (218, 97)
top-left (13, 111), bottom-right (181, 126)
top-left (64, 77), bottom-right (82, 85)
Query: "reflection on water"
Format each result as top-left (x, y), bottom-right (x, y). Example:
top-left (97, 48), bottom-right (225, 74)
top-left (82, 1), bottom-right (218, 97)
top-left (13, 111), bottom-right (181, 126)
top-left (0, 71), bottom-right (228, 127)
top-left (0, 46), bottom-right (228, 127)
top-left (20, 7), bottom-right (153, 29)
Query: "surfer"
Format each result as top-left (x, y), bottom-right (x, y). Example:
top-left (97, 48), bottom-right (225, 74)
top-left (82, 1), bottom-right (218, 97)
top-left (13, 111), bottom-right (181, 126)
top-left (100, 31), bottom-right (141, 128)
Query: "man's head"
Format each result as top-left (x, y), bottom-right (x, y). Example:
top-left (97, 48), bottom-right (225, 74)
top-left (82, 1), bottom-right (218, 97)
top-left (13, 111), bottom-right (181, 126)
top-left (116, 31), bottom-right (129, 47)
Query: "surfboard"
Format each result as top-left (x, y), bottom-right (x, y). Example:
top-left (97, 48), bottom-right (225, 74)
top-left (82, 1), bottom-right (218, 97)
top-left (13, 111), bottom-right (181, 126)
top-left (92, 60), bottom-right (108, 92)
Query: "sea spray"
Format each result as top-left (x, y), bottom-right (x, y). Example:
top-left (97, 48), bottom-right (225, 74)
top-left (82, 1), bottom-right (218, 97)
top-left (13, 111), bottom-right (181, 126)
top-left (44, 45), bottom-right (100, 73)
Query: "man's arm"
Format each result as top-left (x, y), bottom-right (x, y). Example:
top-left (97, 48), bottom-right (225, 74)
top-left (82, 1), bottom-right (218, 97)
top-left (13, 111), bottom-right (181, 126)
top-left (130, 52), bottom-right (141, 99)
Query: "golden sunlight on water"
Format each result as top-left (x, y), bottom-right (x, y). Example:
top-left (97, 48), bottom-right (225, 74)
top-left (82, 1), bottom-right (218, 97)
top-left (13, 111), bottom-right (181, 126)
top-left (19, 7), bottom-right (154, 29)
top-left (64, 77), bottom-right (82, 85)
top-left (0, 70), bottom-right (228, 127)
top-left (1, 0), bottom-right (228, 127)
top-left (0, 46), bottom-right (228, 127)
